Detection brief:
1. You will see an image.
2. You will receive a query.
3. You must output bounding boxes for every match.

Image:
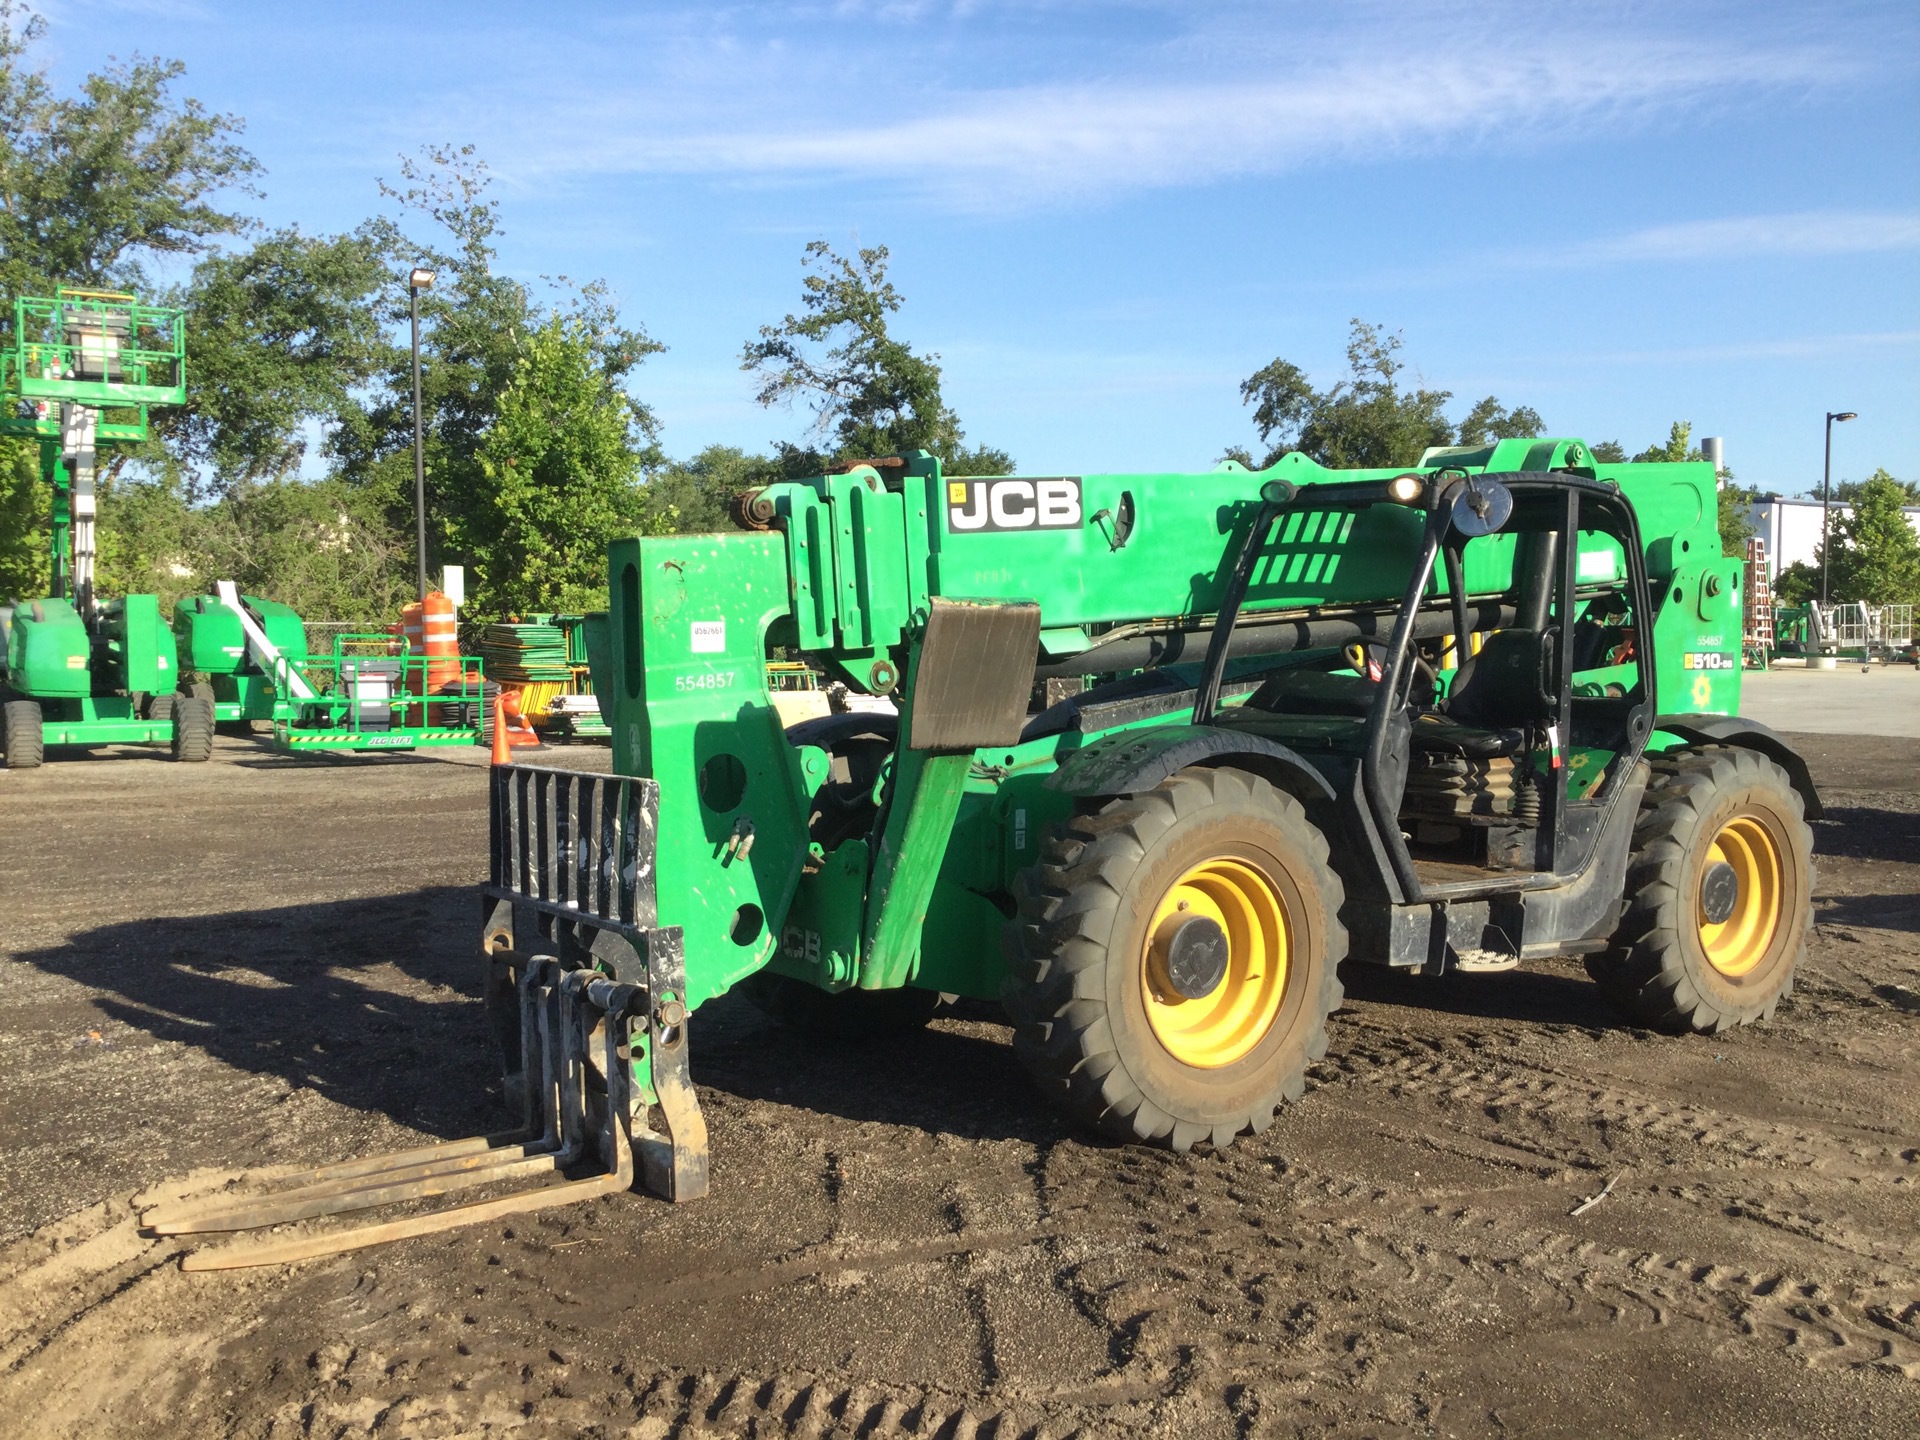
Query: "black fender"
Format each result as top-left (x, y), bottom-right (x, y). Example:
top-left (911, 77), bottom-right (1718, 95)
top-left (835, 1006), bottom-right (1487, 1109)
top-left (1044, 723), bottom-right (1336, 804)
top-left (1654, 713), bottom-right (1822, 819)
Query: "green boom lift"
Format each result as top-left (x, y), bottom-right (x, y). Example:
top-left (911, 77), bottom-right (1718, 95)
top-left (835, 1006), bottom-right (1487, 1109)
top-left (149, 440), bottom-right (1820, 1268)
top-left (0, 289), bottom-right (208, 767)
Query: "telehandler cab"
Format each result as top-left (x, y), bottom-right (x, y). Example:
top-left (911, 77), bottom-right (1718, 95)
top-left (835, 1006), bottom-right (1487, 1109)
top-left (147, 439), bottom-right (1817, 1267)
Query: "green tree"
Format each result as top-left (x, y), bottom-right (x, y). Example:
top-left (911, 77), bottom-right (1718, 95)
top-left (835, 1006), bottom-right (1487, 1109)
top-left (193, 477), bottom-right (414, 623)
top-left (1772, 560), bottom-right (1818, 607)
top-left (1821, 470), bottom-right (1920, 606)
top-left (329, 146), bottom-right (663, 614)
top-left (0, 4), bottom-right (258, 311)
top-left (92, 472), bottom-right (197, 609)
top-left (457, 313), bottom-right (655, 613)
top-left (1827, 469), bottom-right (1920, 504)
top-left (743, 241), bottom-right (1012, 476)
top-left (1231, 320), bottom-right (1541, 470)
top-left (1456, 396), bottom-right (1546, 447)
top-left (164, 224), bottom-right (398, 494)
top-left (0, 436), bottom-right (47, 599)
top-left (641, 445), bottom-right (779, 535)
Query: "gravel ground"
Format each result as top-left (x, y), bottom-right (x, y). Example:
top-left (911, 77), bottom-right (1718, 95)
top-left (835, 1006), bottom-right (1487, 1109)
top-left (0, 731), bottom-right (1915, 1438)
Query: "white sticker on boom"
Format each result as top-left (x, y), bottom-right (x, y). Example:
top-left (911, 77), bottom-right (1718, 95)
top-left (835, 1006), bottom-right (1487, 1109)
top-left (690, 620), bottom-right (726, 654)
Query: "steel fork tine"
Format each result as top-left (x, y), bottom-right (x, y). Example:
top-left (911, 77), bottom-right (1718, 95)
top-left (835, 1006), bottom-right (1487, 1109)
top-left (144, 959), bottom-right (569, 1235)
top-left (157, 964), bottom-right (638, 1267)
top-left (176, 977), bottom-right (637, 1271)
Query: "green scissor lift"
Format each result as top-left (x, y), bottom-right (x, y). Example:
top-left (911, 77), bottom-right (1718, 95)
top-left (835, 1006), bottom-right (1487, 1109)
top-left (268, 630), bottom-right (487, 754)
top-left (0, 289), bottom-right (208, 767)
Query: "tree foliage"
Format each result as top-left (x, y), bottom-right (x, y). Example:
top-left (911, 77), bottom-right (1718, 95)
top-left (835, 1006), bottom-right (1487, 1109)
top-left (0, 4), bottom-right (258, 312)
top-left (87, 471), bottom-right (414, 622)
top-left (1827, 470), bottom-right (1920, 504)
top-left (1820, 469), bottom-right (1920, 606)
top-left (1231, 320), bottom-right (1542, 470)
top-left (0, 435), bottom-right (47, 600)
top-left (1772, 560), bottom-right (1818, 607)
top-left (166, 224), bottom-right (397, 493)
top-left (326, 146), bottom-right (663, 613)
top-left (640, 445), bottom-right (778, 535)
top-left (744, 241), bottom-right (1011, 476)
top-left (458, 313), bottom-right (654, 613)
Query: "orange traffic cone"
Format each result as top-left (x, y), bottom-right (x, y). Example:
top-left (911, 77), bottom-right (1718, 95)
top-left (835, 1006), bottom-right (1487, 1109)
top-left (490, 691), bottom-right (512, 766)
top-left (501, 688), bottom-right (541, 749)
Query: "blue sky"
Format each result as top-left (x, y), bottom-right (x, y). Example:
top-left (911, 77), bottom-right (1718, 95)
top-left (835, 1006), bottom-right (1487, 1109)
top-left (28, 0), bottom-right (1920, 494)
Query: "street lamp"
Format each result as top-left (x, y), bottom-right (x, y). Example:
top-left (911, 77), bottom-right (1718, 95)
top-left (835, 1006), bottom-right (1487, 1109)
top-left (1820, 409), bottom-right (1857, 608)
top-left (409, 267), bottom-right (436, 599)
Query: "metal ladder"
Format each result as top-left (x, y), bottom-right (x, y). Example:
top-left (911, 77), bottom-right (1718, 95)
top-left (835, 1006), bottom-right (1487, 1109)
top-left (1743, 537), bottom-right (1774, 665)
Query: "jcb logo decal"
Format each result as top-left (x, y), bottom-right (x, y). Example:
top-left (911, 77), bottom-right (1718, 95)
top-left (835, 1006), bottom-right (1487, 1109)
top-left (946, 477), bottom-right (1082, 533)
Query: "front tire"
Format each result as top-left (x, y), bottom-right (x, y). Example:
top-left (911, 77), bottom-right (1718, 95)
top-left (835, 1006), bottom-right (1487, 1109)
top-left (1004, 766), bottom-right (1346, 1152)
top-left (171, 695), bottom-right (215, 762)
top-left (2, 700), bottom-right (45, 769)
top-left (1587, 747), bottom-right (1813, 1033)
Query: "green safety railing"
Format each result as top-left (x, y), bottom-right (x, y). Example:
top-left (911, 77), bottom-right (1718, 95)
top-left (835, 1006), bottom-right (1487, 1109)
top-left (8, 291), bottom-right (186, 409)
top-left (271, 634), bottom-right (486, 736)
top-left (0, 351), bottom-right (150, 440)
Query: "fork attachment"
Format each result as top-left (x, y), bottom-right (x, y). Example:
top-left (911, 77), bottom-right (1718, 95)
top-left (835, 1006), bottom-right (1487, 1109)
top-left (142, 766), bottom-right (709, 1270)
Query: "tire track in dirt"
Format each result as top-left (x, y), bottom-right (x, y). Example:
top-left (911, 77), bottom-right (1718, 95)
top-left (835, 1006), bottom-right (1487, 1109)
top-left (1317, 1021), bottom-right (1918, 1181)
top-left (1030, 1141), bottom-right (1920, 1394)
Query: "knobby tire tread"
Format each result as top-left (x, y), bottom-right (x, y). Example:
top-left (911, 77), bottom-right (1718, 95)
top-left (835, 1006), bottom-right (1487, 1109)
top-left (1004, 766), bottom-right (1346, 1152)
top-left (1586, 746), bottom-right (1813, 1034)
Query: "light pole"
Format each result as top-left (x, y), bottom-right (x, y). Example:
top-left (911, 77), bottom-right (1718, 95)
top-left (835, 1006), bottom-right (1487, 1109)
top-left (409, 267), bottom-right (436, 599)
top-left (1820, 409), bottom-right (1857, 608)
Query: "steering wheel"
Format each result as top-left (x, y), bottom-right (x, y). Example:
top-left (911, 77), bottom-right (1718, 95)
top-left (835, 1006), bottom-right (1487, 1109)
top-left (1343, 642), bottom-right (1438, 707)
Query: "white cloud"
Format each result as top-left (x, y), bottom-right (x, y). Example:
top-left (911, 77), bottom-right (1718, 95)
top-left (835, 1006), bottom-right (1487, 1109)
top-left (1581, 330), bottom-right (1920, 365)
top-left (465, 11), bottom-right (1868, 211)
top-left (1568, 212), bottom-right (1920, 264)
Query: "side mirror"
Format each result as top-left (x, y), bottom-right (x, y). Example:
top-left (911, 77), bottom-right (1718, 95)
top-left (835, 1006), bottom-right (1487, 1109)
top-left (1450, 477), bottom-right (1513, 537)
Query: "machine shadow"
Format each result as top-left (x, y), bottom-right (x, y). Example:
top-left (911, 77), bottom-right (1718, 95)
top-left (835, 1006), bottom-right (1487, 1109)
top-left (16, 891), bottom-right (1073, 1149)
top-left (14, 887), bottom-right (503, 1141)
top-left (692, 992), bottom-right (1075, 1148)
top-left (1336, 958), bottom-right (1634, 1032)
top-left (1811, 805), bottom-right (1920, 863)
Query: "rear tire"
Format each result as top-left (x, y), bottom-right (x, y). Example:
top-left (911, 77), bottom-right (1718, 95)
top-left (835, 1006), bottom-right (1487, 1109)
top-left (171, 695), bottom-right (215, 763)
top-left (2, 700), bottom-right (44, 769)
top-left (147, 692), bottom-right (176, 723)
top-left (740, 970), bottom-right (943, 1040)
top-left (1586, 747), bottom-right (1813, 1033)
top-left (1004, 765), bottom-right (1346, 1152)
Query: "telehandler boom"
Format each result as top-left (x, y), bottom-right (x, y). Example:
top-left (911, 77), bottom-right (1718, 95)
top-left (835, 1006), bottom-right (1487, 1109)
top-left (149, 438), bottom-right (1817, 1266)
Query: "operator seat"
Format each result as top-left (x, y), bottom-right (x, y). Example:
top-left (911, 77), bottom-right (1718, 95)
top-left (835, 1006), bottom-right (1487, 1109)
top-left (1410, 628), bottom-right (1552, 758)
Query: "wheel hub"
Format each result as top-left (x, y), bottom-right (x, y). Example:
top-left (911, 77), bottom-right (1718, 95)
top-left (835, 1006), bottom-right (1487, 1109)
top-left (1699, 860), bottom-right (1740, 926)
top-left (1140, 856), bottom-right (1292, 1069)
top-left (1158, 914), bottom-right (1229, 999)
top-left (1698, 815), bottom-right (1783, 978)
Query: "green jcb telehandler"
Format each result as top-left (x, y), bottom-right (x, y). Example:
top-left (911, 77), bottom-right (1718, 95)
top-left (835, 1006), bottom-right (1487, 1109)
top-left (148, 439), bottom-right (1818, 1269)
top-left (0, 289), bottom-right (207, 767)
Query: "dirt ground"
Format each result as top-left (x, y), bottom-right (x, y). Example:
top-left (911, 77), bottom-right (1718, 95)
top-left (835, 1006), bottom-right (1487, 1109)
top-left (0, 733), bottom-right (1915, 1438)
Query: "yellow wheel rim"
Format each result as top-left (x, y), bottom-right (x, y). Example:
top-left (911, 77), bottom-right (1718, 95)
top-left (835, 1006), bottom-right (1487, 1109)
top-left (1140, 856), bottom-right (1290, 1068)
top-left (1698, 816), bottom-right (1783, 978)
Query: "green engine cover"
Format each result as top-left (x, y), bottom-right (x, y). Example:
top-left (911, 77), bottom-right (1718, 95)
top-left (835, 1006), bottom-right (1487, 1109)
top-left (97, 594), bottom-right (178, 695)
top-left (174, 595), bottom-right (246, 672)
top-left (174, 593), bottom-right (308, 674)
top-left (6, 597), bottom-right (91, 697)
